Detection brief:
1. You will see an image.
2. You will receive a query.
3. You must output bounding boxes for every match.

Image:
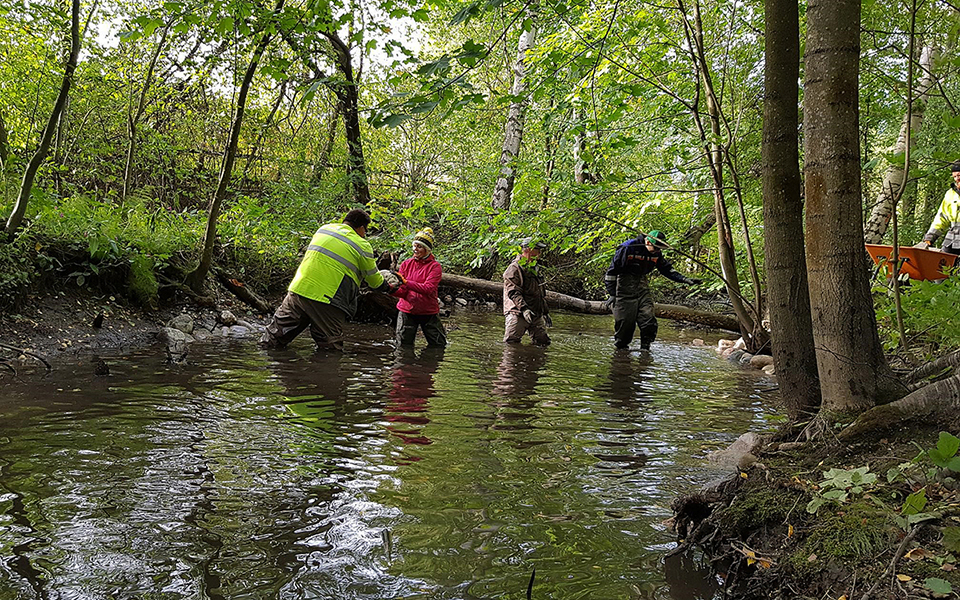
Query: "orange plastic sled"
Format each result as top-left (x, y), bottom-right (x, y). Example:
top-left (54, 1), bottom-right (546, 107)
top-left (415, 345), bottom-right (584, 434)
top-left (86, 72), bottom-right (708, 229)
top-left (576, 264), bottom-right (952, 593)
top-left (865, 244), bottom-right (960, 281)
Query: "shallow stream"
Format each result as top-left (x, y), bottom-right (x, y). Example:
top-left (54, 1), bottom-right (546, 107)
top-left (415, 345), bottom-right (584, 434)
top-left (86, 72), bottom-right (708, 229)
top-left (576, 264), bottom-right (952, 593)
top-left (0, 312), bottom-right (780, 599)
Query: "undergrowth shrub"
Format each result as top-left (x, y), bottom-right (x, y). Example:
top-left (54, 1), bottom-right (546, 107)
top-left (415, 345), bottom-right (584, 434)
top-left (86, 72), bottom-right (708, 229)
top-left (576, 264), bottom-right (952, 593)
top-left (128, 253), bottom-right (158, 308)
top-left (0, 238), bottom-right (38, 310)
top-left (874, 274), bottom-right (960, 352)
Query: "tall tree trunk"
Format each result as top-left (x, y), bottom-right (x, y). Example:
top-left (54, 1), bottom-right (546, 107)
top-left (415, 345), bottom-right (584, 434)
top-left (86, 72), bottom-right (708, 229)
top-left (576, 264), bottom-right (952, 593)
top-left (762, 0), bottom-right (821, 420)
top-left (803, 0), bottom-right (904, 415)
top-left (682, 0), bottom-right (761, 346)
top-left (312, 105), bottom-right (339, 184)
top-left (4, 0), bottom-right (80, 241)
top-left (863, 44), bottom-right (939, 243)
top-left (474, 1), bottom-right (539, 280)
top-left (325, 31), bottom-right (370, 205)
top-left (491, 1), bottom-right (538, 210)
top-left (123, 23), bottom-right (170, 203)
top-left (186, 6), bottom-right (281, 293)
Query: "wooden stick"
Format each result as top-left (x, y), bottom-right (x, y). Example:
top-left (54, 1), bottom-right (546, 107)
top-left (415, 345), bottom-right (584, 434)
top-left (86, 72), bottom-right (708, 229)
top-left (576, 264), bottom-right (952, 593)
top-left (0, 342), bottom-right (52, 370)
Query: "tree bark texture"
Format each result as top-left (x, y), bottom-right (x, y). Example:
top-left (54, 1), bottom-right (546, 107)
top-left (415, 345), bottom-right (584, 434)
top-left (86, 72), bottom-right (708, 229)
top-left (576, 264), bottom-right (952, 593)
top-left (491, 1), bottom-right (538, 211)
top-left (803, 0), bottom-right (904, 413)
top-left (863, 45), bottom-right (939, 244)
top-left (761, 0), bottom-right (821, 419)
top-left (4, 0), bottom-right (80, 240)
top-left (187, 6), bottom-right (280, 293)
top-left (438, 273), bottom-right (741, 331)
top-left (326, 31), bottom-right (371, 205)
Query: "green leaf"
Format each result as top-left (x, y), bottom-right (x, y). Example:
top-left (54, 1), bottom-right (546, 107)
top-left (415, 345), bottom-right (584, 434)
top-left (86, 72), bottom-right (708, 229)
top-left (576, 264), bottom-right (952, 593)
top-left (806, 497), bottom-right (825, 514)
top-left (449, 2), bottom-right (480, 25)
top-left (902, 489), bottom-right (927, 515)
top-left (937, 432), bottom-right (960, 459)
top-left (215, 16), bottom-right (234, 35)
top-left (942, 527), bottom-right (960, 553)
top-left (947, 456), bottom-right (960, 472)
top-left (924, 578), bottom-right (952, 594)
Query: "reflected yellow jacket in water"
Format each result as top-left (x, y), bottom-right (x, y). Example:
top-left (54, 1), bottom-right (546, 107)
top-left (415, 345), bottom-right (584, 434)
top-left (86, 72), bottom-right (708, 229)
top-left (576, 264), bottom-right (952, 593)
top-left (289, 223), bottom-right (384, 318)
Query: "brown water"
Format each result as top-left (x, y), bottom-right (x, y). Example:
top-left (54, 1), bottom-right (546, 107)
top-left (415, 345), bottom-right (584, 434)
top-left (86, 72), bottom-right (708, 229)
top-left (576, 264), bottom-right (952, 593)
top-left (0, 311), bottom-right (781, 599)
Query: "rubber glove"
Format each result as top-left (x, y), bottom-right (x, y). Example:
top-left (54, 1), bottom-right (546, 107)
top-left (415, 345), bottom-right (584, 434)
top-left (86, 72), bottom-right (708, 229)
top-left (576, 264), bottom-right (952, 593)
top-left (522, 309), bottom-right (537, 324)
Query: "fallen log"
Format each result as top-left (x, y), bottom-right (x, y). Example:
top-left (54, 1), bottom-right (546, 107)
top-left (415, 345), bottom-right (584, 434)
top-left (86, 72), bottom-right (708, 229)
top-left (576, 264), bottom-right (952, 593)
top-left (213, 267), bottom-right (272, 314)
top-left (438, 273), bottom-right (741, 332)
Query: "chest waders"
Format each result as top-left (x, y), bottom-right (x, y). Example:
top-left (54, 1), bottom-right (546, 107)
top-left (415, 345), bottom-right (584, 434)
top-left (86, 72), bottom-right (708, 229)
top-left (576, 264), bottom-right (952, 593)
top-left (613, 273), bottom-right (657, 350)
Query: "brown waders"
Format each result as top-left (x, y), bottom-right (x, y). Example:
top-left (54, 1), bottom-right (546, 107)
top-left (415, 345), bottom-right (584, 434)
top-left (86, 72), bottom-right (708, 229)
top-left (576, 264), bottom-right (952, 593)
top-left (260, 291), bottom-right (345, 351)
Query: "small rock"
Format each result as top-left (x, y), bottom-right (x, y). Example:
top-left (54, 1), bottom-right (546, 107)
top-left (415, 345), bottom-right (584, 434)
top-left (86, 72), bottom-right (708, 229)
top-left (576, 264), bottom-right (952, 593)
top-left (762, 364), bottom-right (776, 375)
top-left (228, 325), bottom-right (249, 336)
top-left (157, 327), bottom-right (190, 363)
top-left (692, 338), bottom-right (705, 346)
top-left (749, 354), bottom-right (774, 368)
top-left (485, 302), bottom-right (497, 310)
top-left (717, 338), bottom-right (735, 350)
top-left (738, 352), bottom-right (754, 365)
top-left (93, 357), bottom-right (110, 377)
top-left (455, 298), bottom-right (468, 307)
top-left (732, 337), bottom-right (746, 350)
top-left (726, 349), bottom-right (745, 363)
top-left (193, 328), bottom-right (212, 341)
top-left (444, 295), bottom-right (453, 303)
top-left (707, 432), bottom-right (761, 468)
top-left (219, 310), bottom-right (238, 326)
top-left (166, 314), bottom-right (194, 334)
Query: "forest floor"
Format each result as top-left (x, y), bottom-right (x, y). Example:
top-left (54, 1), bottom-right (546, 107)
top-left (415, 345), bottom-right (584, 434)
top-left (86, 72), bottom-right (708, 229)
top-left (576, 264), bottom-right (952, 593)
top-left (677, 422), bottom-right (960, 600)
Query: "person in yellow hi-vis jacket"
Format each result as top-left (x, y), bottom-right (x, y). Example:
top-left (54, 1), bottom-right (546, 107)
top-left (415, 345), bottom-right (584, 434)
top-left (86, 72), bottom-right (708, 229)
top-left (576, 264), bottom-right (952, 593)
top-left (261, 209), bottom-right (397, 351)
top-left (915, 161), bottom-right (960, 255)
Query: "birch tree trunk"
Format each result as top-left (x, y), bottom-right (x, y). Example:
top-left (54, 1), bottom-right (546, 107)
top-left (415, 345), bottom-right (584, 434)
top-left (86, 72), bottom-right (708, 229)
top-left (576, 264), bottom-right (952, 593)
top-left (491, 1), bottom-right (538, 210)
top-left (4, 0), bottom-right (80, 241)
top-left (863, 44), bottom-right (939, 243)
top-left (762, 0), bottom-right (821, 420)
top-left (803, 0), bottom-right (905, 415)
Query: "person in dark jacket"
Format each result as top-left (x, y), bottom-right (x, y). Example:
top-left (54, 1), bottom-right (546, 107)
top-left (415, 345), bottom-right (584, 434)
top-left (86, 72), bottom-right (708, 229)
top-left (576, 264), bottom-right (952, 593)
top-left (604, 230), bottom-right (701, 350)
top-left (502, 238), bottom-right (551, 346)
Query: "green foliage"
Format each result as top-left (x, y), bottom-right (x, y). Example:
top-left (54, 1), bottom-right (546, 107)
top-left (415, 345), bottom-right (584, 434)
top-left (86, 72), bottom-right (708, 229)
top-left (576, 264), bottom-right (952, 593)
top-left (874, 275), bottom-right (960, 352)
top-left (128, 252), bottom-right (159, 308)
top-left (928, 432), bottom-right (960, 472)
top-left (807, 467), bottom-right (877, 514)
top-left (0, 237), bottom-right (39, 310)
top-left (791, 505), bottom-right (893, 573)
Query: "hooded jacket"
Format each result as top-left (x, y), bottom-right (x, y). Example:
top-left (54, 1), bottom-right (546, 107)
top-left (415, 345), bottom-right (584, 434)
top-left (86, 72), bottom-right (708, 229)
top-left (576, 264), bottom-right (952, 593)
top-left (604, 235), bottom-right (695, 297)
top-left (502, 257), bottom-right (549, 316)
top-left (392, 254), bottom-right (443, 315)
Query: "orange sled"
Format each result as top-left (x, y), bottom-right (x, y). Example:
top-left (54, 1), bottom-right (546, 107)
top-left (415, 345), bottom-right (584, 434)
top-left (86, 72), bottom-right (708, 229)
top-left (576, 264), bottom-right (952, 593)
top-left (865, 244), bottom-right (959, 281)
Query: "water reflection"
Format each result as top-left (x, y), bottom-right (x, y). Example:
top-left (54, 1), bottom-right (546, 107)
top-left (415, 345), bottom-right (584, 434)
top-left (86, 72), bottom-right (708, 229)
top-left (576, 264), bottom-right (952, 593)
top-left (0, 314), bottom-right (774, 600)
top-left (385, 347), bottom-right (444, 452)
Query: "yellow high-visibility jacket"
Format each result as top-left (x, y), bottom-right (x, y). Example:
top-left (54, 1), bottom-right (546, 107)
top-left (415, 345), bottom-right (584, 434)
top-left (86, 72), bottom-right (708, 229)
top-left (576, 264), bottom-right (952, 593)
top-left (289, 223), bottom-right (384, 317)
top-left (924, 186), bottom-right (960, 252)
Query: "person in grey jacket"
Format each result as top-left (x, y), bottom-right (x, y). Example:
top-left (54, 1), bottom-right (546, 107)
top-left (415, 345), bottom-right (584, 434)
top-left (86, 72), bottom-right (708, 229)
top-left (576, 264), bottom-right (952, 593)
top-left (502, 239), bottom-right (551, 346)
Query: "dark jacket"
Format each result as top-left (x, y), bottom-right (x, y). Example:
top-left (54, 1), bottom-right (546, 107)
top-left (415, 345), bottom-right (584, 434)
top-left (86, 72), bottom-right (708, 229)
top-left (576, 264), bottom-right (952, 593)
top-left (502, 257), bottom-right (549, 316)
top-left (604, 235), bottom-right (694, 296)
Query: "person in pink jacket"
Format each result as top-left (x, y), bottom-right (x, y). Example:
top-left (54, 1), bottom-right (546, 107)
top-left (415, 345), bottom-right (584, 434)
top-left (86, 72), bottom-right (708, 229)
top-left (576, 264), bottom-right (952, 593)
top-left (392, 227), bottom-right (447, 347)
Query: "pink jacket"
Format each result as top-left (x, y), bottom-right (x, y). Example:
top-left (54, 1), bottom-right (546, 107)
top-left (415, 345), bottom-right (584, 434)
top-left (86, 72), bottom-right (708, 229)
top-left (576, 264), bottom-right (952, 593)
top-left (392, 254), bottom-right (442, 315)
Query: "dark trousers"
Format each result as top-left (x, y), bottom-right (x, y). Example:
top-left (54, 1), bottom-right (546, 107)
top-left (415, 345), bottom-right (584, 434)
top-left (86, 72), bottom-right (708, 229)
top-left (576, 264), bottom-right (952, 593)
top-left (396, 312), bottom-right (447, 347)
top-left (260, 291), bottom-right (345, 351)
top-left (613, 274), bottom-right (656, 349)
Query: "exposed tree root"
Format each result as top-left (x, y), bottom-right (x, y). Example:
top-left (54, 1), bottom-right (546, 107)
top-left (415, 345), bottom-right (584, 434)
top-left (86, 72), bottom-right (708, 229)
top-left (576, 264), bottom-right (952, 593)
top-left (839, 373), bottom-right (960, 441)
top-left (905, 349), bottom-right (960, 387)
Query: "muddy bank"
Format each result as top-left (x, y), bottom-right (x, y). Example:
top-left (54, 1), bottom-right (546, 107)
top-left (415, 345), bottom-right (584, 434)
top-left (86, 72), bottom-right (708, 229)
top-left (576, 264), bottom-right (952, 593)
top-left (670, 425), bottom-right (960, 599)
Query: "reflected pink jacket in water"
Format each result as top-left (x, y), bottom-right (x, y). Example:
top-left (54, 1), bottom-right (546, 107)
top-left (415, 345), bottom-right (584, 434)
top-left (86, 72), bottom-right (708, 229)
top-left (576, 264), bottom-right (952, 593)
top-left (392, 254), bottom-right (442, 315)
